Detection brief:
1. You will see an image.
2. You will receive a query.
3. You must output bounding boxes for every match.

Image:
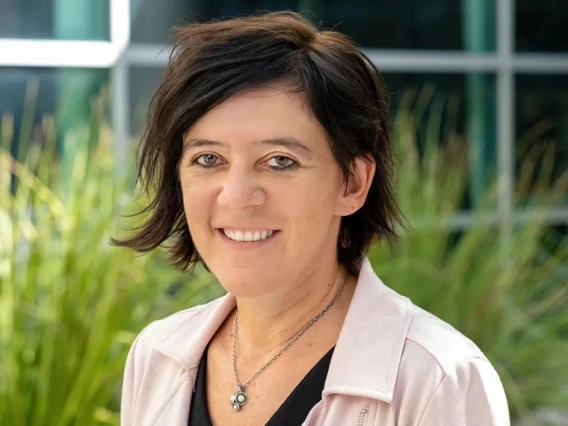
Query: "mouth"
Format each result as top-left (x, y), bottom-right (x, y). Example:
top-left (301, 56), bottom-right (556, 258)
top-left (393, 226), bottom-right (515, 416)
top-left (217, 228), bottom-right (280, 244)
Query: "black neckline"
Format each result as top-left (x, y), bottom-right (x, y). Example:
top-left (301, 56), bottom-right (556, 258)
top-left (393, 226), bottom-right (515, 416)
top-left (188, 344), bottom-right (335, 426)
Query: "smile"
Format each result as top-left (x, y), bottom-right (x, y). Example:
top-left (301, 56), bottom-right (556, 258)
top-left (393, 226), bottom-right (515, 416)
top-left (221, 229), bottom-right (279, 242)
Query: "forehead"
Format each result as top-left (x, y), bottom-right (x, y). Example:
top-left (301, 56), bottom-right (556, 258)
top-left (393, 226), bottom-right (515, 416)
top-left (183, 87), bottom-right (328, 151)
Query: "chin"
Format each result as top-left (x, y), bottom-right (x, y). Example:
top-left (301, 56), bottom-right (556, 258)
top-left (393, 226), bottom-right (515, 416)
top-left (214, 268), bottom-right (276, 298)
top-left (219, 280), bottom-right (271, 298)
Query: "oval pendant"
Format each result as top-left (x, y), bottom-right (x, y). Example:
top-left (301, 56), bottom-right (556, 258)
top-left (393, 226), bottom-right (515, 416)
top-left (230, 387), bottom-right (248, 412)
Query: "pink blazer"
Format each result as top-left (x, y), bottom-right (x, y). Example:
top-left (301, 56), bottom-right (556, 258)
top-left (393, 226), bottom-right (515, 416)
top-left (120, 257), bottom-right (510, 425)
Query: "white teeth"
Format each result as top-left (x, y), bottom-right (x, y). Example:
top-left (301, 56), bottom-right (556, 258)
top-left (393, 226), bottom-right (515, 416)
top-left (223, 229), bottom-right (275, 242)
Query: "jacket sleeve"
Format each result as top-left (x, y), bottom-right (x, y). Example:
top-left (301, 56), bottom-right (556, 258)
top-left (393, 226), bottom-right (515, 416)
top-left (417, 357), bottom-right (510, 426)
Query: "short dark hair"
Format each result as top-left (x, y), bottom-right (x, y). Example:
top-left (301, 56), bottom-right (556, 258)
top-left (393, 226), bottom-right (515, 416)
top-left (112, 11), bottom-right (406, 276)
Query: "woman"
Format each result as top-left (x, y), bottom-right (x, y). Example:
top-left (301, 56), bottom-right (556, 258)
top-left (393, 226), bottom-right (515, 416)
top-left (115, 11), bottom-right (510, 426)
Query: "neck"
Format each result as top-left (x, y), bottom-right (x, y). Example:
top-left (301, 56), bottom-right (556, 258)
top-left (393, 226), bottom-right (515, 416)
top-left (232, 259), bottom-right (356, 357)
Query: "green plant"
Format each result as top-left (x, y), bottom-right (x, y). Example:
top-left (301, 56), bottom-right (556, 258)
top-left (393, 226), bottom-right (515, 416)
top-left (369, 90), bottom-right (568, 424)
top-left (0, 95), bottom-right (222, 426)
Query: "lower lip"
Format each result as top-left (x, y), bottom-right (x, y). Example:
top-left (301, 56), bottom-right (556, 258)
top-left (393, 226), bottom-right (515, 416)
top-left (217, 229), bottom-right (280, 247)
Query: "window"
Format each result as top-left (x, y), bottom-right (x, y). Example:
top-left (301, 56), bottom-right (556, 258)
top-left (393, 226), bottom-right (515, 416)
top-left (129, 66), bottom-right (165, 136)
top-left (0, 0), bottom-right (110, 41)
top-left (130, 0), bottom-right (496, 51)
top-left (384, 72), bottom-right (497, 210)
top-left (516, 0), bottom-right (568, 52)
top-left (516, 74), bottom-right (568, 205)
top-left (0, 67), bottom-right (108, 156)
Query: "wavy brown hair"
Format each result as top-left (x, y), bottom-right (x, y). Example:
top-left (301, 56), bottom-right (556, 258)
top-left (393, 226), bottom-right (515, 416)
top-left (112, 11), bottom-right (407, 275)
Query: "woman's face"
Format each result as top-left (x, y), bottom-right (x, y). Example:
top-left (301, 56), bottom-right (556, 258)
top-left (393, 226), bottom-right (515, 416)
top-left (179, 87), bottom-right (358, 297)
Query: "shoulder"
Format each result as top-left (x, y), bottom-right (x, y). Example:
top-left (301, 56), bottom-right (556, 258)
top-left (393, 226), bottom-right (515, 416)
top-left (392, 303), bottom-right (509, 424)
top-left (399, 302), bottom-right (498, 387)
top-left (120, 295), bottom-right (230, 424)
top-left (357, 258), bottom-right (494, 375)
top-left (404, 303), bottom-right (487, 373)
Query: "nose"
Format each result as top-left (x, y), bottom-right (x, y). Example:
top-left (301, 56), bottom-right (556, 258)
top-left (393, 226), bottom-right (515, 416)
top-left (216, 168), bottom-right (266, 209)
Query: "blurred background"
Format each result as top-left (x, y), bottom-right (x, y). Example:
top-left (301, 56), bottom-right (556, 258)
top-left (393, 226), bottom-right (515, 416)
top-left (1, 1), bottom-right (567, 425)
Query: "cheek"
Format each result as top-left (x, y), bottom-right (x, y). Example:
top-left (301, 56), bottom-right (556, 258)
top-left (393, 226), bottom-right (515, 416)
top-left (279, 175), bottom-right (340, 221)
top-left (180, 176), bottom-right (214, 224)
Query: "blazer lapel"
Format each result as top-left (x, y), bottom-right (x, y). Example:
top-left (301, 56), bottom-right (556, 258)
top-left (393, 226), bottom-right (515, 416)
top-left (151, 370), bottom-right (196, 426)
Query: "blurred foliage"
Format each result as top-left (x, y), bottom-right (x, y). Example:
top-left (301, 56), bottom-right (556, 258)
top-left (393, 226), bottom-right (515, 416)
top-left (0, 89), bottom-right (223, 426)
top-left (0, 85), bottom-right (566, 425)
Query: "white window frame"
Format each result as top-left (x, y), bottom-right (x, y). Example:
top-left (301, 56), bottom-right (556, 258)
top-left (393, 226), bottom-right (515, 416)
top-left (0, 0), bottom-right (130, 67)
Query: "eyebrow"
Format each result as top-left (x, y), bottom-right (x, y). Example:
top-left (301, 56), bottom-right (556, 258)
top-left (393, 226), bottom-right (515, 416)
top-left (183, 137), bottom-right (314, 159)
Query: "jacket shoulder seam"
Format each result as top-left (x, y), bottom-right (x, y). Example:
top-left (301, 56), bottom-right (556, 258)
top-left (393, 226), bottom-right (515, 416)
top-left (404, 325), bottom-right (484, 375)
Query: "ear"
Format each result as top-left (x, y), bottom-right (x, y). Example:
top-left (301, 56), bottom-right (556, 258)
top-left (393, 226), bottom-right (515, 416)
top-left (335, 156), bottom-right (376, 216)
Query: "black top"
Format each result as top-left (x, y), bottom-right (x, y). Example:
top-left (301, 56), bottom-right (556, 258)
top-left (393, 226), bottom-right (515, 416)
top-left (188, 344), bottom-right (335, 426)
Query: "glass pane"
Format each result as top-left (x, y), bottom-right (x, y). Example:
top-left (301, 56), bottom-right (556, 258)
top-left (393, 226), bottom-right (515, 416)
top-left (129, 67), bottom-right (166, 137)
top-left (130, 0), bottom-right (191, 44)
top-left (383, 72), bottom-right (497, 211)
top-left (516, 75), bottom-right (568, 206)
top-left (516, 0), bottom-right (568, 52)
top-left (311, 0), bottom-right (495, 51)
top-left (0, 0), bottom-right (110, 40)
top-left (130, 0), bottom-right (495, 51)
top-left (0, 67), bottom-right (108, 157)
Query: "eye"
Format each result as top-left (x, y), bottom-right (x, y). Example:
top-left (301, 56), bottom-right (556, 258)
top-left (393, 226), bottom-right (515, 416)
top-left (193, 153), bottom-right (220, 168)
top-left (266, 156), bottom-right (297, 171)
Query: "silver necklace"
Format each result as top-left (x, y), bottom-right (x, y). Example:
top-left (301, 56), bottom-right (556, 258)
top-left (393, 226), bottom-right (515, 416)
top-left (230, 271), bottom-right (349, 412)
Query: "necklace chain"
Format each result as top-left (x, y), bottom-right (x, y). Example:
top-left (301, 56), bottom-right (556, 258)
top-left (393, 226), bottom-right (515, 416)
top-left (231, 271), bottom-right (349, 392)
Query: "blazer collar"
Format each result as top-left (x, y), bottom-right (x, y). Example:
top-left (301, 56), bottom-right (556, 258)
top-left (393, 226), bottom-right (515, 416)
top-left (153, 293), bottom-right (237, 370)
top-left (322, 257), bottom-right (412, 403)
top-left (152, 256), bottom-right (412, 404)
